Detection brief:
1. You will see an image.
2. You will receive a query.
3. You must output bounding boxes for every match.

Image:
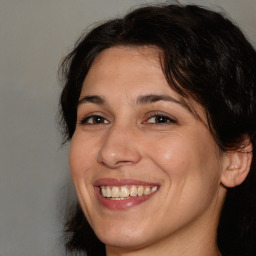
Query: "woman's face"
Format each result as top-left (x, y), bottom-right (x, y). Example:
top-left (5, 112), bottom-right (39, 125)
top-left (69, 46), bottom-right (226, 250)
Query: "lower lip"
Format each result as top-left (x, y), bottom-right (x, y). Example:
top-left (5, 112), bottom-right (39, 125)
top-left (95, 187), bottom-right (157, 210)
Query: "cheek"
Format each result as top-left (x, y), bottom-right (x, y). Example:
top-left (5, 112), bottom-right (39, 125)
top-left (69, 138), bottom-right (82, 177)
top-left (69, 133), bottom-right (97, 217)
top-left (69, 132), bottom-right (96, 178)
top-left (148, 131), bottom-right (221, 186)
top-left (156, 134), bottom-right (221, 212)
top-left (148, 136), bottom-right (193, 174)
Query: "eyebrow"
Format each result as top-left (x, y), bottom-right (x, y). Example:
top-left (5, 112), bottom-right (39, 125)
top-left (77, 95), bottom-right (105, 106)
top-left (137, 94), bottom-right (182, 105)
top-left (77, 93), bottom-right (194, 115)
top-left (136, 94), bottom-right (194, 114)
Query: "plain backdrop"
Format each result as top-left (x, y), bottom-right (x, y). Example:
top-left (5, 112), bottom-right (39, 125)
top-left (1, 1), bottom-right (255, 255)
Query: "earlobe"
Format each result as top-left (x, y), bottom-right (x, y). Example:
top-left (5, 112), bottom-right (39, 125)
top-left (220, 142), bottom-right (252, 188)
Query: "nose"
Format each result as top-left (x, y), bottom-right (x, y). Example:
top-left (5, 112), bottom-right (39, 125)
top-left (97, 124), bottom-right (141, 168)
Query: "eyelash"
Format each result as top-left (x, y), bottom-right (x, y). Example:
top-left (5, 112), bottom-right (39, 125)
top-left (79, 113), bottom-right (177, 126)
top-left (79, 115), bottom-right (110, 125)
top-left (144, 113), bottom-right (177, 125)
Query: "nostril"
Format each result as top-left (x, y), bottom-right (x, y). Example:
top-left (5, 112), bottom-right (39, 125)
top-left (98, 159), bottom-right (135, 168)
top-left (98, 160), bottom-right (108, 167)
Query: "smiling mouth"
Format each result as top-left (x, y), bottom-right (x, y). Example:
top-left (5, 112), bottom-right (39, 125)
top-left (94, 178), bottom-right (159, 210)
top-left (100, 185), bottom-right (158, 200)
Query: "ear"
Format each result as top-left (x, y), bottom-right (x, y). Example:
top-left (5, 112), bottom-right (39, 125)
top-left (221, 140), bottom-right (252, 188)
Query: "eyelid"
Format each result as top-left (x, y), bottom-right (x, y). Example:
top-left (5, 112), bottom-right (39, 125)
top-left (77, 110), bottom-right (177, 126)
top-left (142, 111), bottom-right (177, 125)
top-left (78, 112), bottom-right (110, 125)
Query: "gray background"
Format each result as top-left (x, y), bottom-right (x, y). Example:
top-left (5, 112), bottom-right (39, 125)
top-left (1, 0), bottom-right (255, 255)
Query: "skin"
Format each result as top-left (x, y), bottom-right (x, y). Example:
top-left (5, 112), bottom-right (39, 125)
top-left (69, 46), bottom-right (228, 256)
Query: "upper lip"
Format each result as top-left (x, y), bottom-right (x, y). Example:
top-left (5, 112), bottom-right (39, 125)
top-left (94, 178), bottom-right (159, 187)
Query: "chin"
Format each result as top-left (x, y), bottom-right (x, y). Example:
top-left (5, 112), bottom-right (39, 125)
top-left (93, 221), bottom-right (153, 249)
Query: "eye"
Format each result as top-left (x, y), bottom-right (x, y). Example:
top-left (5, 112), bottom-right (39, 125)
top-left (145, 114), bottom-right (176, 125)
top-left (80, 115), bottom-right (110, 125)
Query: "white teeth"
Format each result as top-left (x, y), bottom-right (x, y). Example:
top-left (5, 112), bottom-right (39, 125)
top-left (120, 186), bottom-right (129, 198)
top-left (144, 187), bottom-right (151, 195)
top-left (101, 187), bottom-right (107, 197)
top-left (152, 186), bottom-right (157, 192)
top-left (106, 186), bottom-right (112, 197)
top-left (112, 186), bottom-right (119, 197)
top-left (100, 185), bottom-right (158, 199)
top-left (130, 185), bottom-right (138, 197)
top-left (138, 186), bottom-right (144, 196)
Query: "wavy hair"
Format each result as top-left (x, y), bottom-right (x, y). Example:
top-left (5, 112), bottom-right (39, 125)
top-left (59, 3), bottom-right (256, 256)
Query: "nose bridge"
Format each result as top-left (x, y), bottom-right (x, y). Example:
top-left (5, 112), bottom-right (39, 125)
top-left (97, 122), bottom-right (141, 168)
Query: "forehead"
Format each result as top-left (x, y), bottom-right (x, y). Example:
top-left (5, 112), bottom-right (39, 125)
top-left (91, 46), bottom-right (162, 71)
top-left (82, 46), bottom-right (171, 95)
top-left (80, 46), bottom-right (206, 121)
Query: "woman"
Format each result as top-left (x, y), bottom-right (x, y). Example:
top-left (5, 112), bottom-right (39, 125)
top-left (59, 3), bottom-right (256, 256)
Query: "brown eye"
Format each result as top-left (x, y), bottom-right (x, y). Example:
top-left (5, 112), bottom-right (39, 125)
top-left (80, 115), bottom-right (110, 125)
top-left (146, 115), bottom-right (175, 124)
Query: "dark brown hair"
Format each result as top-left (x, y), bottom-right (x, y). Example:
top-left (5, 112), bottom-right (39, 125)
top-left (59, 3), bottom-right (256, 256)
